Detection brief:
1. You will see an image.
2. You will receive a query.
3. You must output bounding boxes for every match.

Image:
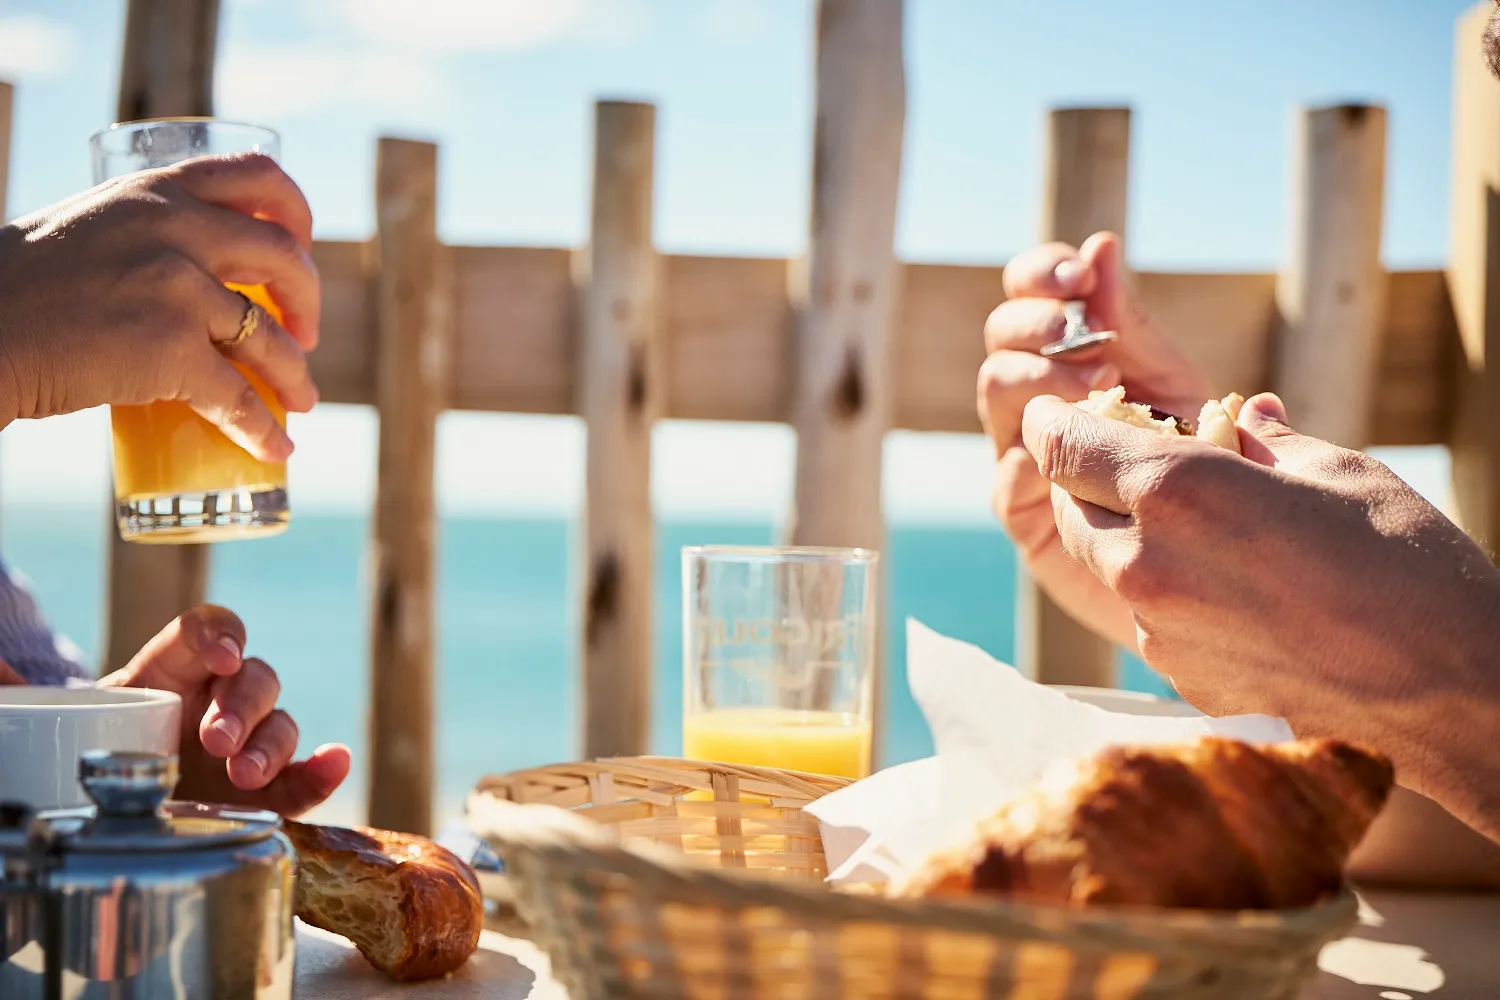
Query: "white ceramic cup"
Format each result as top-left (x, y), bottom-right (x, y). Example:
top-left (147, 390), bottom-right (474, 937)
top-left (0, 686), bottom-right (182, 810)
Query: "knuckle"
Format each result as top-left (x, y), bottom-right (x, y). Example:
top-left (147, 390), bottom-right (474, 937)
top-left (260, 221), bottom-right (301, 262)
top-left (1133, 450), bottom-right (1220, 521)
top-left (1031, 413), bottom-right (1083, 484)
top-left (225, 381), bottom-right (264, 428)
top-left (1308, 445), bottom-right (1372, 482)
top-left (274, 710), bottom-right (299, 745)
top-left (1108, 545), bottom-right (1166, 606)
top-left (246, 657), bottom-right (280, 693)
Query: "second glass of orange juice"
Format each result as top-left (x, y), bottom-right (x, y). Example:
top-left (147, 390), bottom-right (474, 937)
top-left (682, 546), bottom-right (878, 779)
top-left (90, 119), bottom-right (292, 543)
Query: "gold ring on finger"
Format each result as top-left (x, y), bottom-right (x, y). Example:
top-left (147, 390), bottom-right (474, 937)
top-left (222, 290), bottom-right (259, 349)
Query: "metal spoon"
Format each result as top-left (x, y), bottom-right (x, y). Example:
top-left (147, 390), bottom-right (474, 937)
top-left (1040, 300), bottom-right (1118, 357)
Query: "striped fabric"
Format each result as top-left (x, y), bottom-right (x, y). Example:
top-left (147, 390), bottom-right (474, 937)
top-left (0, 558), bottom-right (90, 684)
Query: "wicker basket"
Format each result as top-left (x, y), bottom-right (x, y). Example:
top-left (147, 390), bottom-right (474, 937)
top-left (468, 757), bottom-right (1357, 1000)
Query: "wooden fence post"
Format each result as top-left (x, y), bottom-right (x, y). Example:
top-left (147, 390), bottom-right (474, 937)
top-left (788, 0), bottom-right (904, 763)
top-left (1018, 107), bottom-right (1130, 688)
top-left (105, 0), bottom-right (219, 672)
top-left (1450, 3), bottom-right (1500, 555)
top-left (1273, 105), bottom-right (1388, 448)
top-left (579, 101), bottom-right (661, 760)
top-left (368, 139), bottom-right (448, 835)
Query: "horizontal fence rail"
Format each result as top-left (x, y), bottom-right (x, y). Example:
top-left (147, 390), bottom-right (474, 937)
top-left (306, 243), bottom-right (1459, 445)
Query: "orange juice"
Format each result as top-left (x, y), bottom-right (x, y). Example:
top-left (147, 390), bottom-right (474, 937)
top-left (110, 282), bottom-right (289, 542)
top-left (682, 708), bottom-right (872, 779)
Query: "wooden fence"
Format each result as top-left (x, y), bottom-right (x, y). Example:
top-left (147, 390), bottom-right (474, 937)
top-left (3, 0), bottom-right (1494, 834)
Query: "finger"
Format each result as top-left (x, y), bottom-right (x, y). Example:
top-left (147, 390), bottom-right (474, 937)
top-left (1049, 481), bottom-right (1133, 583)
top-left (182, 348), bottom-right (295, 463)
top-left (117, 605), bottom-right (246, 688)
top-left (201, 657), bottom-right (281, 758)
top-left (228, 708), bottom-right (299, 791)
top-left (978, 351), bottom-right (1120, 454)
top-left (172, 205), bottom-right (320, 350)
top-left (1021, 394), bottom-right (1167, 514)
top-left (200, 279), bottom-right (317, 411)
top-left (169, 153), bottom-right (314, 251)
top-left (1235, 392), bottom-right (1320, 470)
top-left (259, 743), bottom-right (352, 818)
top-left (983, 298), bottom-right (1070, 354)
top-left (1002, 241), bottom-right (1096, 301)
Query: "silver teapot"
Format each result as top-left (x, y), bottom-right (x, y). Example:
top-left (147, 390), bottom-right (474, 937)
top-left (1, 750), bottom-right (295, 999)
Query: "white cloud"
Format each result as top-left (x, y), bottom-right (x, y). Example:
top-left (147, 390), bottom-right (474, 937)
top-left (214, 45), bottom-right (445, 120)
top-left (342, 0), bottom-right (586, 52)
top-left (0, 15), bottom-right (76, 79)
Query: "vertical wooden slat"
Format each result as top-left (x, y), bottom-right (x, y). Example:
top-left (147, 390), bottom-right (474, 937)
top-left (368, 139), bottom-right (448, 835)
top-left (1273, 105), bottom-right (1388, 448)
top-left (1449, 3), bottom-right (1500, 554)
top-left (579, 102), bottom-right (661, 760)
top-left (788, 0), bottom-right (905, 764)
top-left (0, 81), bottom-right (13, 223)
top-left (1019, 107), bottom-right (1131, 688)
top-left (105, 0), bottom-right (219, 673)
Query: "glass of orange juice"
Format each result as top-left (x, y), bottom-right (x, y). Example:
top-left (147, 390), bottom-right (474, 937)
top-left (90, 118), bottom-right (291, 543)
top-left (682, 546), bottom-right (878, 779)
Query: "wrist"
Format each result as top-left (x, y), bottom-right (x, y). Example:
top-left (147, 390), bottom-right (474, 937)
top-left (1386, 587), bottom-right (1500, 843)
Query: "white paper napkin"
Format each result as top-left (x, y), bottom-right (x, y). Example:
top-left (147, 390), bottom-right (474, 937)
top-left (805, 620), bottom-right (1294, 884)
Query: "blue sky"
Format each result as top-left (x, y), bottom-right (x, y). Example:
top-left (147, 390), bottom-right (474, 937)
top-left (0, 0), bottom-right (1474, 519)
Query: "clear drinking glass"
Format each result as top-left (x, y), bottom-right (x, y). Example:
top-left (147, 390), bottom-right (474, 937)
top-left (682, 546), bottom-right (878, 779)
top-left (90, 118), bottom-right (290, 543)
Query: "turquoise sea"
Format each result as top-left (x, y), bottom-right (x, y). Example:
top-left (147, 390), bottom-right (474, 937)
top-left (2, 506), bottom-right (1173, 822)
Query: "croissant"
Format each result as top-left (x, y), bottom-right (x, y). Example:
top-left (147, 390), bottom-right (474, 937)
top-left (283, 820), bottom-right (484, 981)
top-left (894, 737), bottom-right (1393, 910)
top-left (1078, 386), bottom-right (1246, 455)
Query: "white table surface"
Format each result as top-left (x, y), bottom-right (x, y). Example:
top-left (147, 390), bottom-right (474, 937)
top-left (293, 886), bottom-right (1500, 998)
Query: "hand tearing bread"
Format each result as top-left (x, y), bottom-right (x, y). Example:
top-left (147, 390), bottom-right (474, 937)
top-left (893, 737), bottom-right (1393, 911)
top-left (1078, 386), bottom-right (1246, 455)
top-left (283, 820), bottom-right (484, 981)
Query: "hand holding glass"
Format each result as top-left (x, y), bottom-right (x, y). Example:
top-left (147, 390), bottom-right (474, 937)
top-left (90, 119), bottom-right (294, 543)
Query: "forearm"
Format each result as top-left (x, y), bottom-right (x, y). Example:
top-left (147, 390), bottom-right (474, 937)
top-left (1395, 686), bottom-right (1500, 845)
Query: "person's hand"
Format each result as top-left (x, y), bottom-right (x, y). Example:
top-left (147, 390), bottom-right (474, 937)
top-left (1020, 390), bottom-right (1500, 843)
top-left (97, 605), bottom-right (350, 817)
top-left (978, 232), bottom-right (1213, 650)
top-left (0, 153), bottom-right (320, 461)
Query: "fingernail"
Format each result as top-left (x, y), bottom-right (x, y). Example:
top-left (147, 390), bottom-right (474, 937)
top-left (217, 634), bottom-right (243, 661)
top-left (1054, 259), bottom-right (1085, 288)
top-left (1248, 393), bottom-right (1289, 424)
top-left (242, 748), bottom-right (268, 776)
top-left (212, 714), bottom-right (243, 749)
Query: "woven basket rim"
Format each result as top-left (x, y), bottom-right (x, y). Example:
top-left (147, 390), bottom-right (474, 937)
top-left (469, 757), bottom-right (1361, 966)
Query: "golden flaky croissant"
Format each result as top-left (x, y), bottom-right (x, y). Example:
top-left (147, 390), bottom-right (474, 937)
top-left (1078, 386), bottom-right (1246, 454)
top-left (283, 820), bottom-right (484, 981)
top-left (894, 737), bottom-right (1393, 911)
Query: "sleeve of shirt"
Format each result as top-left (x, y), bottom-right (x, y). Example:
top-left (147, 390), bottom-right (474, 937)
top-left (0, 558), bottom-right (91, 685)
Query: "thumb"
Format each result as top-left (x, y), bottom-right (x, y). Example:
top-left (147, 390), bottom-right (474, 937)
top-left (1236, 392), bottom-right (1311, 468)
top-left (107, 605), bottom-right (246, 692)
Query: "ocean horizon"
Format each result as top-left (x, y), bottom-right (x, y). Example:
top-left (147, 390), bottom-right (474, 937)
top-left (0, 502), bottom-right (1174, 826)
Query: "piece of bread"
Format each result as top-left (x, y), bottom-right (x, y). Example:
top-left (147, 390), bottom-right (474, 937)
top-left (1078, 386), bottom-right (1245, 455)
top-left (283, 820), bottom-right (483, 981)
top-left (892, 737), bottom-right (1392, 911)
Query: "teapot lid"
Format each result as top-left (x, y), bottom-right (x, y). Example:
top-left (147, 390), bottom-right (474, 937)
top-left (31, 750), bottom-right (281, 854)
